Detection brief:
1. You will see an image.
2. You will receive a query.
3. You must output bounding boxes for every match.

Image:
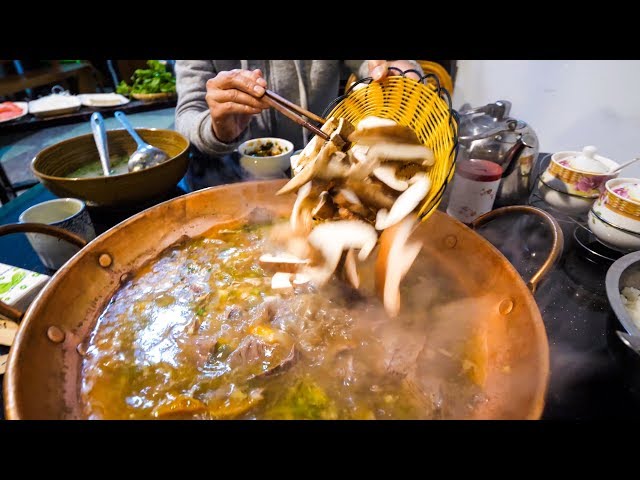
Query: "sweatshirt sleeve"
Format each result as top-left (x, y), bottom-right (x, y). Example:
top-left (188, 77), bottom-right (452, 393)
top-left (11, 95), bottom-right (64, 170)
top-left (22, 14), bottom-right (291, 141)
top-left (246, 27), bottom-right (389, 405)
top-left (174, 60), bottom-right (240, 156)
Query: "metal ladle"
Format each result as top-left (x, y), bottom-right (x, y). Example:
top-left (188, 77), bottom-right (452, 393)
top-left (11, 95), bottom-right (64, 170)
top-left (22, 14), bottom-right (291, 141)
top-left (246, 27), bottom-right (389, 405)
top-left (114, 110), bottom-right (170, 172)
top-left (90, 112), bottom-right (111, 176)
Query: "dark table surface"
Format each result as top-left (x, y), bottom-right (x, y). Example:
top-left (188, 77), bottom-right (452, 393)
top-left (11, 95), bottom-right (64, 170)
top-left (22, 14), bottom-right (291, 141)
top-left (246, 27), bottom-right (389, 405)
top-left (1, 153), bottom-right (639, 420)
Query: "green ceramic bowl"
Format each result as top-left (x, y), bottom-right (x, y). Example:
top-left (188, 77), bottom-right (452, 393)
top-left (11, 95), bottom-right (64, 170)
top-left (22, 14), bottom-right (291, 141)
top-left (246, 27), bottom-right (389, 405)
top-left (31, 128), bottom-right (190, 208)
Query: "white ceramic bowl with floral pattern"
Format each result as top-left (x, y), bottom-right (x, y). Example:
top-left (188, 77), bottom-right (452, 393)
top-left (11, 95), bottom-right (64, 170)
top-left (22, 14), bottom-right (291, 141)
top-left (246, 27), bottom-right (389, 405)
top-left (589, 178), bottom-right (640, 252)
top-left (539, 146), bottom-right (619, 215)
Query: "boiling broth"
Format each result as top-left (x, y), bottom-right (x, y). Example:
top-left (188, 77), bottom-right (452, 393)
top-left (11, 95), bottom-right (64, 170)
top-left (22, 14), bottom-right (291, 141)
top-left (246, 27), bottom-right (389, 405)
top-left (80, 217), bottom-right (488, 419)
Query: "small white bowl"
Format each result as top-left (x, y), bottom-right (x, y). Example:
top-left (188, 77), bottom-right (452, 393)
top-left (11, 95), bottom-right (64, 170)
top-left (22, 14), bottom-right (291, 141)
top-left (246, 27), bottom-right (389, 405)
top-left (238, 137), bottom-right (294, 179)
top-left (589, 177), bottom-right (640, 252)
top-left (588, 209), bottom-right (640, 252)
top-left (537, 178), bottom-right (597, 215)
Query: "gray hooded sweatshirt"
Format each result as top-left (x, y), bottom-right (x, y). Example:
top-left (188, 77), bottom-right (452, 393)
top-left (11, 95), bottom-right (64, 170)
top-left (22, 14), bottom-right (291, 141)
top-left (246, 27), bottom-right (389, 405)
top-left (174, 60), bottom-right (421, 188)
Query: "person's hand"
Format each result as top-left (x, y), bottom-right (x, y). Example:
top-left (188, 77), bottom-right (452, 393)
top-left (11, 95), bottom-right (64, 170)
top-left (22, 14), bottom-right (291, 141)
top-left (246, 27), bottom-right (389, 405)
top-left (206, 69), bottom-right (269, 143)
top-left (368, 60), bottom-right (422, 82)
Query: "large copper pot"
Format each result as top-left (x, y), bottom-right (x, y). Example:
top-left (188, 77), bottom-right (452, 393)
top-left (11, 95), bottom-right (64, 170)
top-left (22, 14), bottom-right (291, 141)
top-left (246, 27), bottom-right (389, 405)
top-left (2, 180), bottom-right (562, 419)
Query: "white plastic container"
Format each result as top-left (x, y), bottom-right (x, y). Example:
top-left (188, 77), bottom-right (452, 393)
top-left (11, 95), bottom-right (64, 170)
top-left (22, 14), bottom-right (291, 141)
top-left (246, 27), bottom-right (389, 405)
top-left (446, 159), bottom-right (503, 224)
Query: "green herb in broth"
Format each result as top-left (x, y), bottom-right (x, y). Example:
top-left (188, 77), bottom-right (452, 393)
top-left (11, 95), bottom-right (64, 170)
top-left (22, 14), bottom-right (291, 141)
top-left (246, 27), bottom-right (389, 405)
top-left (67, 154), bottom-right (130, 178)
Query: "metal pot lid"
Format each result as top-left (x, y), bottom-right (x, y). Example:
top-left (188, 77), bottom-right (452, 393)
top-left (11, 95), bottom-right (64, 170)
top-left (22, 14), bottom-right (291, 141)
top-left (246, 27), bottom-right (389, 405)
top-left (458, 100), bottom-right (528, 141)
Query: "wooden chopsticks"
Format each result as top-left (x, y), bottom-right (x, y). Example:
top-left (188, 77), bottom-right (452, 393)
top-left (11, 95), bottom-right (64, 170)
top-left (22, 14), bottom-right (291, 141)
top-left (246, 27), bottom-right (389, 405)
top-left (262, 90), bottom-right (329, 141)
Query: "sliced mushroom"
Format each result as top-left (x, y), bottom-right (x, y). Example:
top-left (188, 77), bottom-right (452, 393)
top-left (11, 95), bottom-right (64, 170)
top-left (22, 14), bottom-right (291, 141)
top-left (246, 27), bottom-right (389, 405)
top-left (304, 220), bottom-right (378, 286)
top-left (317, 152), bottom-right (351, 181)
top-left (277, 141), bottom-right (339, 195)
top-left (349, 116), bottom-right (421, 146)
top-left (375, 173), bottom-right (431, 230)
top-left (290, 181), bottom-right (312, 231)
top-left (375, 215), bottom-right (423, 318)
top-left (345, 179), bottom-right (396, 210)
top-left (343, 248), bottom-right (360, 289)
top-left (395, 163), bottom-right (423, 180)
top-left (368, 143), bottom-right (435, 167)
top-left (287, 236), bottom-right (314, 261)
top-left (271, 272), bottom-right (294, 291)
top-left (373, 164), bottom-right (409, 191)
top-left (293, 117), bottom-right (340, 172)
top-left (290, 154), bottom-right (302, 176)
top-left (259, 253), bottom-right (309, 273)
top-left (329, 118), bottom-right (356, 149)
top-left (337, 207), bottom-right (363, 222)
top-left (336, 188), bottom-right (362, 206)
top-left (292, 272), bottom-right (311, 285)
top-left (311, 191), bottom-right (335, 219)
top-left (349, 144), bottom-right (369, 164)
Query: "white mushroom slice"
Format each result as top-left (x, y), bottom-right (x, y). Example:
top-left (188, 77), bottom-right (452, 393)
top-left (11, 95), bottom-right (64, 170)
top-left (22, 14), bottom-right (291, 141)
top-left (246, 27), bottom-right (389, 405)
top-left (356, 116), bottom-right (399, 130)
top-left (373, 164), bottom-right (409, 191)
top-left (368, 143), bottom-right (435, 167)
top-left (344, 249), bottom-right (360, 289)
top-left (305, 220), bottom-right (378, 285)
top-left (375, 173), bottom-right (430, 230)
top-left (292, 273), bottom-right (311, 285)
top-left (290, 154), bottom-right (302, 175)
top-left (375, 215), bottom-right (423, 318)
top-left (318, 152), bottom-right (351, 180)
top-left (277, 142), bottom-right (338, 195)
top-left (259, 252), bottom-right (309, 273)
top-left (290, 181), bottom-right (312, 231)
top-left (349, 144), bottom-right (369, 164)
top-left (287, 236), bottom-right (313, 260)
top-left (271, 272), bottom-right (294, 290)
top-left (349, 116), bottom-right (421, 146)
top-left (338, 188), bottom-right (362, 206)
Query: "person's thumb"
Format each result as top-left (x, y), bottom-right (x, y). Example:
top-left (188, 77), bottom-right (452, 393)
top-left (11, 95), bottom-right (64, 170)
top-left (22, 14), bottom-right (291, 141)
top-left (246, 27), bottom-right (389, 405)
top-left (368, 60), bottom-right (388, 81)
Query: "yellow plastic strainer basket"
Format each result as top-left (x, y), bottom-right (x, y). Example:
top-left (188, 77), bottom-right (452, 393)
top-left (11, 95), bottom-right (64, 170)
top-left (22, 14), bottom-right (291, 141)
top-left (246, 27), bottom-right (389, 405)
top-left (323, 73), bottom-right (459, 222)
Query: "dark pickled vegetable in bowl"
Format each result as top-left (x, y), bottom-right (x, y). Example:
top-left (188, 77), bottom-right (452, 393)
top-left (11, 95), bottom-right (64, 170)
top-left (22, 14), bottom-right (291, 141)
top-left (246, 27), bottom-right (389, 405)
top-left (247, 141), bottom-right (286, 157)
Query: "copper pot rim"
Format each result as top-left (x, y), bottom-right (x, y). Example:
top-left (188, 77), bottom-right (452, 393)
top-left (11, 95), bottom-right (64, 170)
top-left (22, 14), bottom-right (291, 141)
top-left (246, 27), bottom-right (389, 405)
top-left (4, 180), bottom-right (553, 420)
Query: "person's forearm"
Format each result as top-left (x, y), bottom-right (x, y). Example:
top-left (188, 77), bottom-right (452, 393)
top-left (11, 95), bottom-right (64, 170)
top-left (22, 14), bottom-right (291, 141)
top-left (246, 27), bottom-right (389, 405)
top-left (174, 60), bottom-right (240, 156)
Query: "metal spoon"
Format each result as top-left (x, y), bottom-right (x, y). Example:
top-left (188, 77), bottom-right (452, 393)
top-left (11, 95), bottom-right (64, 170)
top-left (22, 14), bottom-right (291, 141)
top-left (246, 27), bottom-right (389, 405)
top-left (616, 330), bottom-right (640, 355)
top-left (90, 112), bottom-right (110, 176)
top-left (114, 110), bottom-right (170, 172)
top-left (610, 157), bottom-right (640, 175)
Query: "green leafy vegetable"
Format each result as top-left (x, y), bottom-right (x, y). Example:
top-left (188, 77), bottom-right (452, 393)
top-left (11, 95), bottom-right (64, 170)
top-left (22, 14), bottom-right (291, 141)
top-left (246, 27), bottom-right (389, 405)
top-left (266, 376), bottom-right (338, 420)
top-left (116, 60), bottom-right (176, 96)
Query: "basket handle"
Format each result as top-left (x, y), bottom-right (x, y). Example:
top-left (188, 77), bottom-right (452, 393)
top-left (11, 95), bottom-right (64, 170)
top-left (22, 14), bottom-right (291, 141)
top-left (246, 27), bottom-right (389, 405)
top-left (0, 223), bottom-right (87, 322)
top-left (470, 205), bottom-right (564, 293)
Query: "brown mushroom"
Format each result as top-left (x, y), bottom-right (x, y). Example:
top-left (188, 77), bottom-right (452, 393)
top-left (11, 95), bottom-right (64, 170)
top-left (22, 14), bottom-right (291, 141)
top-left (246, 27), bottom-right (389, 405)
top-left (277, 141), bottom-right (339, 195)
top-left (345, 179), bottom-right (396, 210)
top-left (375, 215), bottom-right (423, 318)
top-left (311, 191), bottom-right (336, 219)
